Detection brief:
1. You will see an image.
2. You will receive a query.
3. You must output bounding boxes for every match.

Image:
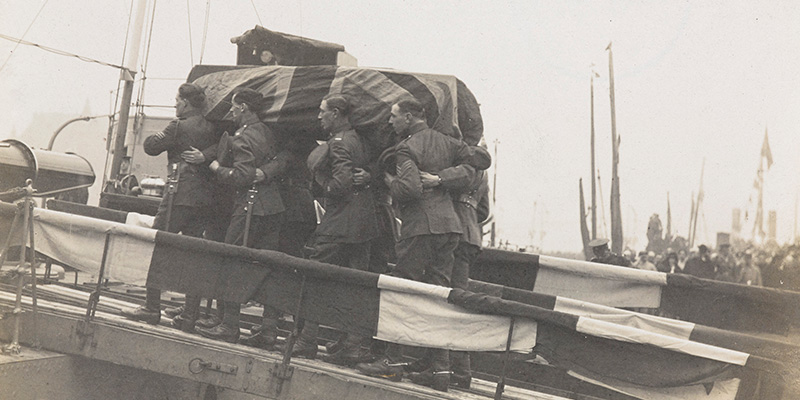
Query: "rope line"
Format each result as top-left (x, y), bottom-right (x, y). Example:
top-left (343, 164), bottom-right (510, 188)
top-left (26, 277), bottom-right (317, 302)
top-left (250, 0), bottom-right (263, 26)
top-left (199, 0), bottom-right (211, 64)
top-left (186, 0), bottom-right (194, 65)
top-left (0, 0), bottom-right (51, 74)
top-left (0, 33), bottom-right (125, 71)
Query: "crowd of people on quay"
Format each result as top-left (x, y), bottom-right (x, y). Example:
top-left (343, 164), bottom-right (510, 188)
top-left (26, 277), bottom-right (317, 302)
top-left (588, 234), bottom-right (800, 291)
top-left (120, 83), bottom-right (491, 392)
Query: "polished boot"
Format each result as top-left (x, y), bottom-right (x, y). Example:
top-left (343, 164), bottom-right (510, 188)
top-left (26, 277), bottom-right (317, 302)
top-left (408, 348), bottom-right (450, 392)
top-left (196, 323), bottom-right (239, 343)
top-left (240, 317), bottom-right (279, 350)
top-left (163, 304), bottom-right (184, 319)
top-left (355, 356), bottom-right (405, 382)
top-left (449, 351), bottom-right (472, 389)
top-left (355, 343), bottom-right (405, 382)
top-left (287, 321), bottom-right (318, 359)
top-left (196, 302), bottom-right (239, 343)
top-left (121, 287), bottom-right (161, 324)
top-left (322, 334), bottom-right (372, 366)
top-left (171, 295), bottom-right (201, 333)
top-left (196, 300), bottom-right (224, 329)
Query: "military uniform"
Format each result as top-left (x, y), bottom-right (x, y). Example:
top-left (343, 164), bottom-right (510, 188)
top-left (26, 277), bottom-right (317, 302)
top-left (135, 110), bottom-right (220, 320)
top-left (211, 116), bottom-right (285, 337)
top-left (259, 137), bottom-right (317, 258)
top-left (382, 121), bottom-right (490, 387)
top-left (215, 119), bottom-right (285, 249)
top-left (591, 252), bottom-right (633, 268)
top-left (143, 109), bottom-right (220, 235)
top-left (391, 122), bottom-right (491, 286)
top-left (310, 129), bottom-right (378, 269)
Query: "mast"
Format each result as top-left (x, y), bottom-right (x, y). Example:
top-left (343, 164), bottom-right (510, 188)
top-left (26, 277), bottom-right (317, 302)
top-left (606, 42), bottom-right (623, 254)
top-left (490, 139), bottom-right (499, 247)
top-left (689, 159), bottom-right (705, 248)
top-left (590, 70), bottom-right (597, 240)
top-left (579, 179), bottom-right (592, 260)
top-left (108, 0), bottom-right (149, 184)
top-left (666, 192), bottom-right (672, 242)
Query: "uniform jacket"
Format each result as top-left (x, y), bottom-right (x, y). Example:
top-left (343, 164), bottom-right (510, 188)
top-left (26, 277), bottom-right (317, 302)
top-left (313, 129), bottom-right (378, 243)
top-left (143, 110), bottom-right (220, 207)
top-left (259, 138), bottom-right (315, 224)
top-left (390, 122), bottom-right (491, 239)
top-left (215, 119), bottom-right (285, 217)
top-left (438, 165), bottom-right (489, 247)
top-left (591, 252), bottom-right (633, 268)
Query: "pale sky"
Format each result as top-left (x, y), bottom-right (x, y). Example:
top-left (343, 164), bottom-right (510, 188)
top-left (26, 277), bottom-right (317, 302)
top-left (1, 1), bottom-right (799, 253)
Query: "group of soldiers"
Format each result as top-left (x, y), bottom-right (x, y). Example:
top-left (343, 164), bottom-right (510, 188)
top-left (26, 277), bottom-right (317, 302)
top-left (120, 83), bottom-right (492, 392)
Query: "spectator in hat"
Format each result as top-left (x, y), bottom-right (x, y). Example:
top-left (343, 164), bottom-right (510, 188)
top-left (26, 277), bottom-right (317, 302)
top-left (589, 238), bottom-right (631, 268)
top-left (739, 249), bottom-right (762, 286)
top-left (684, 245), bottom-right (715, 280)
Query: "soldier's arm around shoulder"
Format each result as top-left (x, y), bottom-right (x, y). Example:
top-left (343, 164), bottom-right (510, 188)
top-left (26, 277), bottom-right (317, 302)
top-left (144, 120), bottom-right (179, 156)
top-left (437, 165), bottom-right (476, 192)
top-left (454, 141), bottom-right (491, 170)
top-left (324, 138), bottom-right (355, 198)
top-left (389, 143), bottom-right (423, 202)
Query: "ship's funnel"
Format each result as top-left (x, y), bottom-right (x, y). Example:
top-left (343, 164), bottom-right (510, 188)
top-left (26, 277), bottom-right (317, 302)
top-left (0, 139), bottom-right (95, 197)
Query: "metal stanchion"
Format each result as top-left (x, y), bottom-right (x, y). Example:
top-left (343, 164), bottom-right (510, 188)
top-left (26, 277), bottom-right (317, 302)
top-left (4, 184), bottom-right (33, 355)
top-left (494, 316), bottom-right (516, 400)
top-left (25, 198), bottom-right (40, 348)
top-left (275, 273), bottom-right (307, 395)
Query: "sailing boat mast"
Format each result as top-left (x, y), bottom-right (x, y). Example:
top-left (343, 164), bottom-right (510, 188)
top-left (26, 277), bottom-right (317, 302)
top-left (590, 70), bottom-right (598, 240)
top-left (606, 42), bottom-right (623, 254)
top-left (108, 0), bottom-right (149, 184)
top-left (689, 159), bottom-right (705, 248)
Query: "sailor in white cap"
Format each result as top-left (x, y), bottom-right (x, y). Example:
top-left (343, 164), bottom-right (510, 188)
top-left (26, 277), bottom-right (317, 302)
top-left (589, 238), bottom-right (632, 267)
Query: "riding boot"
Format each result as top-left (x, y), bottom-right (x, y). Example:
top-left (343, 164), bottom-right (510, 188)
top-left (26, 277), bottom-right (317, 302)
top-left (196, 301), bottom-right (239, 343)
top-left (404, 349), bottom-right (431, 373)
top-left (241, 307), bottom-right (280, 350)
top-left (449, 351), bottom-right (472, 389)
top-left (288, 320), bottom-right (318, 359)
top-left (409, 348), bottom-right (450, 392)
top-left (356, 343), bottom-right (405, 382)
top-left (172, 294), bottom-right (201, 333)
top-left (196, 299), bottom-right (223, 328)
top-left (322, 333), bottom-right (371, 366)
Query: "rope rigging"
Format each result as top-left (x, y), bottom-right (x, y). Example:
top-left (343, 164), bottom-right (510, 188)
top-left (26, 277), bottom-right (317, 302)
top-left (185, 0), bottom-right (194, 65)
top-left (0, 0), bottom-right (51, 74)
top-left (199, 0), bottom-right (211, 64)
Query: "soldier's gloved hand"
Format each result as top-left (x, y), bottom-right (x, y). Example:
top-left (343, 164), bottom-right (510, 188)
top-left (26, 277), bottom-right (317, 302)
top-left (353, 168), bottom-right (371, 186)
top-left (254, 168), bottom-right (266, 183)
top-left (420, 171), bottom-right (440, 188)
top-left (181, 147), bottom-right (206, 164)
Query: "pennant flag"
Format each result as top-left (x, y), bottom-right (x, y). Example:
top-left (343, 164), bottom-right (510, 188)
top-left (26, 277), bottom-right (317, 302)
top-left (761, 128), bottom-right (773, 169)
